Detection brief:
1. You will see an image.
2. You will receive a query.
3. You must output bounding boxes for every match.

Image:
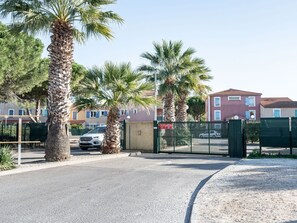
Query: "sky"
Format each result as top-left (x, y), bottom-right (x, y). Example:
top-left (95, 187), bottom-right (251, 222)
top-left (3, 0), bottom-right (297, 100)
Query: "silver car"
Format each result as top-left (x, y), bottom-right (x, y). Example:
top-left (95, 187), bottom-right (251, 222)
top-left (79, 126), bottom-right (106, 150)
top-left (199, 130), bottom-right (221, 138)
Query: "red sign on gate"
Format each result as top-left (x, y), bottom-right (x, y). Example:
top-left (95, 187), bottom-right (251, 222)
top-left (159, 123), bottom-right (173, 129)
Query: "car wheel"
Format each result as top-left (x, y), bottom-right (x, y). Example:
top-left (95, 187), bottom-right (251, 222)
top-left (80, 147), bottom-right (88, 151)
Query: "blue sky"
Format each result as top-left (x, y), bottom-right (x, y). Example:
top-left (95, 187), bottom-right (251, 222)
top-left (3, 1), bottom-right (297, 100)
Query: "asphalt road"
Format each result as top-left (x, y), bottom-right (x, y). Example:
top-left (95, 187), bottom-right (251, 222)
top-left (0, 154), bottom-right (237, 223)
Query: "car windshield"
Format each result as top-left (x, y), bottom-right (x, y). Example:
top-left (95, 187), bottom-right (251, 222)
top-left (88, 127), bottom-right (106, 134)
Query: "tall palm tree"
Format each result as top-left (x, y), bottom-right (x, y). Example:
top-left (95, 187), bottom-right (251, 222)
top-left (0, 0), bottom-right (123, 161)
top-left (139, 40), bottom-right (195, 122)
top-left (176, 58), bottom-right (212, 122)
top-left (74, 62), bottom-right (154, 154)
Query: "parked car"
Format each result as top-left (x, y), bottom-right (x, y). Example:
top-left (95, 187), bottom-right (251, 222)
top-left (199, 130), bottom-right (221, 138)
top-left (79, 126), bottom-right (106, 150)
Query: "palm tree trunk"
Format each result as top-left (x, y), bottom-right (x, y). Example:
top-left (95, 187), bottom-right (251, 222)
top-left (176, 94), bottom-right (188, 122)
top-left (163, 92), bottom-right (175, 122)
top-left (163, 92), bottom-right (175, 146)
top-left (45, 21), bottom-right (73, 161)
top-left (175, 94), bottom-right (191, 146)
top-left (102, 107), bottom-right (121, 154)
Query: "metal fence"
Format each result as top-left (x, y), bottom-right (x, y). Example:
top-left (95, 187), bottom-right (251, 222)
top-left (158, 121), bottom-right (229, 155)
top-left (0, 123), bottom-right (47, 143)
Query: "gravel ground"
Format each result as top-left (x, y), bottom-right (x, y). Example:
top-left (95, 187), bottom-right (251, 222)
top-left (193, 159), bottom-right (297, 223)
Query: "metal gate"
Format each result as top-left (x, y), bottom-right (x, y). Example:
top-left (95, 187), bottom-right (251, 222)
top-left (259, 117), bottom-right (297, 155)
top-left (157, 121), bottom-right (229, 155)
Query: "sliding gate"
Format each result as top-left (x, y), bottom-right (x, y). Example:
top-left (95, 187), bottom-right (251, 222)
top-left (157, 121), bottom-right (229, 155)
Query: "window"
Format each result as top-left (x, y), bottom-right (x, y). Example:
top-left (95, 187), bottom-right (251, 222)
top-left (86, 110), bottom-right (99, 118)
top-left (228, 96), bottom-right (241, 101)
top-left (133, 109), bottom-right (137, 114)
top-left (273, 109), bottom-right (281, 118)
top-left (245, 110), bottom-right (256, 120)
top-left (8, 109), bottom-right (14, 116)
top-left (120, 109), bottom-right (129, 115)
top-left (295, 110), bottom-right (297, 117)
top-left (91, 111), bottom-right (97, 118)
top-left (245, 96), bottom-right (255, 107)
top-left (72, 111), bottom-right (78, 120)
top-left (214, 110), bottom-right (221, 121)
top-left (19, 109), bottom-right (26, 115)
top-left (214, 97), bottom-right (221, 107)
top-left (101, 110), bottom-right (108, 116)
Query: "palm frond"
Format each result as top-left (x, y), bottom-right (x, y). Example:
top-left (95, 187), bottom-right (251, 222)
top-left (0, 0), bottom-right (123, 41)
top-left (74, 62), bottom-right (155, 112)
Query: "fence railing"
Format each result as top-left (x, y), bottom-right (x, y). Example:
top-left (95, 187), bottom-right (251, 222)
top-left (259, 118), bottom-right (297, 155)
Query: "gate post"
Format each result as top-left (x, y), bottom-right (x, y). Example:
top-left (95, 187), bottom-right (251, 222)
top-left (122, 119), bottom-right (126, 150)
top-left (153, 121), bottom-right (159, 153)
top-left (228, 120), bottom-right (246, 158)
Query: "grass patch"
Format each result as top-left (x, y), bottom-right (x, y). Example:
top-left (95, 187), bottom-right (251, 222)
top-left (248, 149), bottom-right (297, 159)
top-left (0, 146), bottom-right (15, 171)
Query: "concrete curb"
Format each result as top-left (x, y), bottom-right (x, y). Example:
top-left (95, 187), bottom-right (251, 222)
top-left (0, 152), bottom-right (131, 177)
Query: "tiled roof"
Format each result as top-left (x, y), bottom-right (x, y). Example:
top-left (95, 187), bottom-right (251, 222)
top-left (261, 97), bottom-right (297, 108)
top-left (69, 120), bottom-right (85, 124)
top-left (210, 88), bottom-right (262, 96)
top-left (261, 97), bottom-right (292, 107)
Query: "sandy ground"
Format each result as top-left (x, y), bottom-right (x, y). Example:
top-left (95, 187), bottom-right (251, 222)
top-left (193, 159), bottom-right (297, 223)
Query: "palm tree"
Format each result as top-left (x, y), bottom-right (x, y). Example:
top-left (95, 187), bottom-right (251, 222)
top-left (176, 58), bottom-right (212, 122)
top-left (0, 0), bottom-right (123, 161)
top-left (139, 40), bottom-right (195, 122)
top-left (74, 62), bottom-right (154, 154)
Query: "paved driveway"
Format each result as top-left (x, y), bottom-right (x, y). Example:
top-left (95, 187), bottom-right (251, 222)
top-left (0, 154), bottom-right (238, 223)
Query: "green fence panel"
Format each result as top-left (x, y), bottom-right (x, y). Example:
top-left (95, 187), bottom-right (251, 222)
top-left (0, 124), bottom-right (17, 141)
top-left (70, 128), bottom-right (91, 136)
top-left (260, 118), bottom-right (290, 147)
top-left (29, 123), bottom-right (48, 142)
top-left (0, 123), bottom-right (48, 143)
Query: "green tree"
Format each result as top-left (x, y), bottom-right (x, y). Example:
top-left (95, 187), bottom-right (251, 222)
top-left (187, 96), bottom-right (206, 121)
top-left (176, 57), bottom-right (212, 122)
top-left (0, 0), bottom-right (123, 161)
top-left (74, 62), bottom-right (154, 154)
top-left (18, 59), bottom-right (49, 122)
top-left (0, 22), bottom-right (44, 100)
top-left (139, 40), bottom-right (195, 122)
top-left (20, 61), bottom-right (88, 123)
top-left (71, 62), bottom-right (88, 96)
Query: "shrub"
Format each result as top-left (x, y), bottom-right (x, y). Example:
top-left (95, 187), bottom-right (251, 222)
top-left (0, 146), bottom-right (15, 171)
top-left (246, 122), bottom-right (260, 143)
top-left (248, 149), bottom-right (297, 159)
top-left (247, 149), bottom-right (262, 159)
top-left (70, 124), bottom-right (84, 129)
